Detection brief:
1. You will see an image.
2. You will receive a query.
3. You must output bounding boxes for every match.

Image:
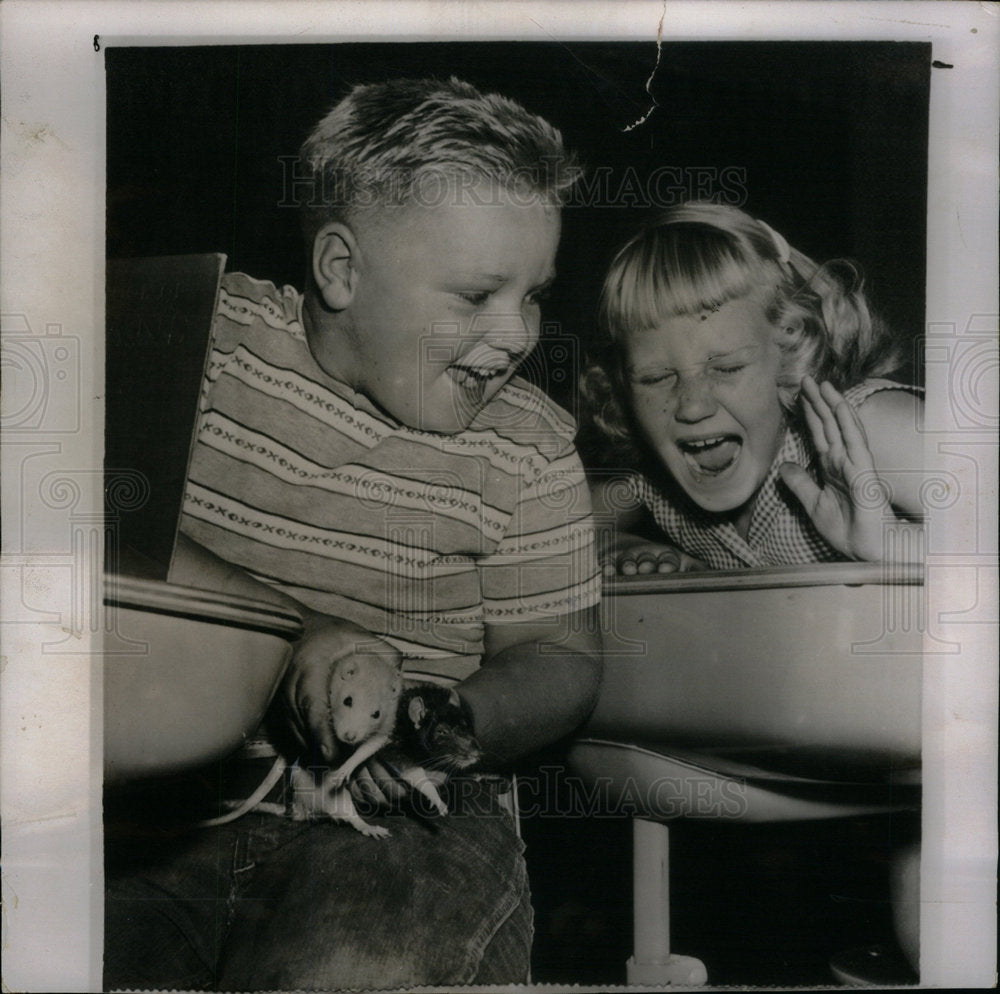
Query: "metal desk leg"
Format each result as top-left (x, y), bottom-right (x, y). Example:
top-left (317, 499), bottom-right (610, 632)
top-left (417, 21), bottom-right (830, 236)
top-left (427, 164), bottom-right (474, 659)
top-left (627, 817), bottom-right (708, 987)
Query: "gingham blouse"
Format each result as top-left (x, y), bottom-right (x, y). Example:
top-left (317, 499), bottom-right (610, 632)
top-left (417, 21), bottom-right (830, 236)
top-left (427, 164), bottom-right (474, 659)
top-left (628, 379), bottom-right (920, 569)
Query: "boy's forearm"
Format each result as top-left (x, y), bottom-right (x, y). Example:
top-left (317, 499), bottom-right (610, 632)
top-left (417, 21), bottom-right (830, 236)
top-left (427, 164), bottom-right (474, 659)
top-left (172, 534), bottom-right (604, 763)
top-left (457, 636), bottom-right (603, 767)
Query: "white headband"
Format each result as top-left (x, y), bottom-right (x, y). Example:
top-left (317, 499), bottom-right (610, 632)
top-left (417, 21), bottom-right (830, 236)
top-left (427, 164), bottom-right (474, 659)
top-left (757, 219), bottom-right (791, 266)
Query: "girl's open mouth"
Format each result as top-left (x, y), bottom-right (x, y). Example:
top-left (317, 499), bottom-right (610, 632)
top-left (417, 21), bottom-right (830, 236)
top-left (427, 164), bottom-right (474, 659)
top-left (677, 434), bottom-right (741, 478)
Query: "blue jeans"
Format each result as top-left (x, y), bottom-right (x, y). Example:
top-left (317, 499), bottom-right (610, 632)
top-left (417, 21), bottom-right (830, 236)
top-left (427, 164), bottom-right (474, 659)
top-left (104, 773), bottom-right (531, 990)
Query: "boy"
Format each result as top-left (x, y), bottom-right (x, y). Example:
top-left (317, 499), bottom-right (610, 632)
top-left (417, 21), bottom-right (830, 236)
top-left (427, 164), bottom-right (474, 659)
top-left (105, 77), bottom-right (602, 989)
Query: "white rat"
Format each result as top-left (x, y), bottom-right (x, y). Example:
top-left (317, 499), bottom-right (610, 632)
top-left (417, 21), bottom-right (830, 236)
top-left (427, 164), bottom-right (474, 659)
top-left (199, 652), bottom-right (402, 839)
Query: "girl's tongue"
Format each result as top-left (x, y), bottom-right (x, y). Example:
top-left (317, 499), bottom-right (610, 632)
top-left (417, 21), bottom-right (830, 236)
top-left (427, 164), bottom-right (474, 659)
top-left (681, 436), bottom-right (741, 475)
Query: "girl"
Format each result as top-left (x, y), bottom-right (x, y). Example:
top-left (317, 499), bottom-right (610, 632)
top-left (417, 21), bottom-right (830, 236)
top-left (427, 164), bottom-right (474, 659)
top-left (579, 202), bottom-right (924, 573)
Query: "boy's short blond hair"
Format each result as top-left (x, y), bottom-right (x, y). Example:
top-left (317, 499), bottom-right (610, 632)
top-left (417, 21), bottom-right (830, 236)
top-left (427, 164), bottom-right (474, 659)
top-left (298, 76), bottom-right (581, 240)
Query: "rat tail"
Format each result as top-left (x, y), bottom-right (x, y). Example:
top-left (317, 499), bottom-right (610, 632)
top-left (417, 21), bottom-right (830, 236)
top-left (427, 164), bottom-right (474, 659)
top-left (196, 755), bottom-right (289, 827)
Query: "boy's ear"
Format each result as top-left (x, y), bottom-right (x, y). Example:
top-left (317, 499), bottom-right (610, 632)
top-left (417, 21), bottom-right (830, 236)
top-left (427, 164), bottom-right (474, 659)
top-left (312, 222), bottom-right (358, 311)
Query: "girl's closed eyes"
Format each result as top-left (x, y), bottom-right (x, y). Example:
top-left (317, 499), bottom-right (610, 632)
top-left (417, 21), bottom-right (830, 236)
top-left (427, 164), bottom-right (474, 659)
top-left (629, 345), bottom-right (761, 389)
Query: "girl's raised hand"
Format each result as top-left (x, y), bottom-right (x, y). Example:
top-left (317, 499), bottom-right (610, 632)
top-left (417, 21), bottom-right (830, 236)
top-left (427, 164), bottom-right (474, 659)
top-left (779, 376), bottom-right (892, 561)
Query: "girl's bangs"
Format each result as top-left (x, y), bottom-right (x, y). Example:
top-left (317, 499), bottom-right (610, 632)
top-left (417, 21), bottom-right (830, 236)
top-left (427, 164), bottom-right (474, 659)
top-left (606, 226), bottom-right (771, 336)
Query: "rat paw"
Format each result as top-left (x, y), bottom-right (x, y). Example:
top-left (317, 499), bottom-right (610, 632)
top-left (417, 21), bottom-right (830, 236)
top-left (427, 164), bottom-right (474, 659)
top-left (357, 822), bottom-right (391, 839)
top-left (323, 770), bottom-right (350, 792)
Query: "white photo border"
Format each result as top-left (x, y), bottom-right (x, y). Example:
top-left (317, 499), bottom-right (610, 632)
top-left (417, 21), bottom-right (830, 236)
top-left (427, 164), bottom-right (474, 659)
top-left (1, 1), bottom-right (996, 989)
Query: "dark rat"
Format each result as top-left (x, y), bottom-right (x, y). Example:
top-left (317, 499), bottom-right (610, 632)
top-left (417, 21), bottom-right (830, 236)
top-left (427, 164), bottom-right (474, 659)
top-left (391, 683), bottom-right (481, 773)
top-left (377, 683), bottom-right (482, 816)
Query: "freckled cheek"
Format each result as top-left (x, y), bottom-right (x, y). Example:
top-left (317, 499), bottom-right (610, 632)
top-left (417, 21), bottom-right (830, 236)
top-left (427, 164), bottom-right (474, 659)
top-left (632, 391), bottom-right (676, 426)
top-left (630, 394), bottom-right (675, 449)
top-left (629, 386), bottom-right (656, 411)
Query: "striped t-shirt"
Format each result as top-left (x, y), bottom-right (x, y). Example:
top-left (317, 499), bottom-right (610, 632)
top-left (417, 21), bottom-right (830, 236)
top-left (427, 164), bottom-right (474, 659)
top-left (179, 273), bottom-right (600, 682)
top-left (628, 379), bottom-right (920, 570)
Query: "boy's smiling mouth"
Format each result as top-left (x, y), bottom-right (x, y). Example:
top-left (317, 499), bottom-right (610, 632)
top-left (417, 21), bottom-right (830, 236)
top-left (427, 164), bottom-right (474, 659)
top-left (445, 359), bottom-right (510, 388)
top-left (445, 361), bottom-right (511, 408)
top-left (677, 434), bottom-right (742, 477)
top-left (445, 342), bottom-right (521, 394)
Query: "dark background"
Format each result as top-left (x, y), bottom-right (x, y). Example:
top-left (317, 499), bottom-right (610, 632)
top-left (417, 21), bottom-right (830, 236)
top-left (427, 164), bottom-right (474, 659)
top-left (106, 41), bottom-right (930, 986)
top-left (107, 41), bottom-right (930, 413)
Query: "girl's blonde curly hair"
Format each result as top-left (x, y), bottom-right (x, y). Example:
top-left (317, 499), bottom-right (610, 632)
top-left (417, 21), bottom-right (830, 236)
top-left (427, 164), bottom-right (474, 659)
top-left (579, 202), bottom-right (904, 467)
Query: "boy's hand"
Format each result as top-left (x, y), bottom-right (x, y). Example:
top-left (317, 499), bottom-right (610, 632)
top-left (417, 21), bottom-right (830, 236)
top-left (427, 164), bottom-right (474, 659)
top-left (780, 376), bottom-right (894, 562)
top-left (281, 614), bottom-right (400, 762)
top-left (603, 538), bottom-right (706, 577)
top-left (347, 759), bottom-right (449, 814)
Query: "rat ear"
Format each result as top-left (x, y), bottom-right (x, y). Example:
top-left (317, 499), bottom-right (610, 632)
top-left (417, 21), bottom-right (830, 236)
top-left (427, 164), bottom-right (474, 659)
top-left (312, 222), bottom-right (358, 311)
top-left (340, 660), bottom-right (358, 680)
top-left (407, 696), bottom-right (428, 729)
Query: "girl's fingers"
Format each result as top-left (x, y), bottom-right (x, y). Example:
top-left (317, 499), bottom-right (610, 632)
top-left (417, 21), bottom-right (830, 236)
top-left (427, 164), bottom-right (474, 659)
top-left (805, 376), bottom-right (843, 452)
top-left (832, 391), bottom-right (874, 468)
top-left (615, 545), bottom-right (689, 576)
top-left (654, 548), bottom-right (683, 573)
top-left (817, 379), bottom-right (874, 473)
top-left (818, 380), bottom-right (859, 441)
top-left (818, 378), bottom-right (846, 408)
top-left (801, 397), bottom-right (829, 456)
top-left (799, 377), bottom-right (831, 454)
